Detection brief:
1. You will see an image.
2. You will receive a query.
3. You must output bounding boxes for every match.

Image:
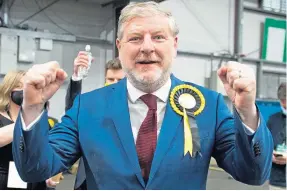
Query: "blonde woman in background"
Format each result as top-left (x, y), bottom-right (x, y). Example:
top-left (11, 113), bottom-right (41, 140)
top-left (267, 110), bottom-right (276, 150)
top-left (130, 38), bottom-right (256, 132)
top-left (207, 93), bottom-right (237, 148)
top-left (0, 70), bottom-right (57, 190)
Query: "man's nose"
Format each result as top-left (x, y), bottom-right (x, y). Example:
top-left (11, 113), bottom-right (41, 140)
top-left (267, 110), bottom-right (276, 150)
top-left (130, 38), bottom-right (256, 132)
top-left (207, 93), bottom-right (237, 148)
top-left (140, 35), bottom-right (155, 54)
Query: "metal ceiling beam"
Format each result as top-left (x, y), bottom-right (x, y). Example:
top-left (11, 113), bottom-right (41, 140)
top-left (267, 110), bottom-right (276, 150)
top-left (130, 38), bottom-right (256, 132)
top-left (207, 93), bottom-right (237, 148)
top-left (101, 0), bottom-right (116, 7)
top-left (0, 27), bottom-right (76, 42)
top-left (101, 0), bottom-right (129, 8)
top-left (244, 6), bottom-right (286, 19)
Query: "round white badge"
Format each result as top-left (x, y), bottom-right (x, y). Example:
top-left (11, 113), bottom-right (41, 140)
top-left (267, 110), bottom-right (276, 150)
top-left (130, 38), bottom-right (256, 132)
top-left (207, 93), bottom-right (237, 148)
top-left (178, 93), bottom-right (196, 109)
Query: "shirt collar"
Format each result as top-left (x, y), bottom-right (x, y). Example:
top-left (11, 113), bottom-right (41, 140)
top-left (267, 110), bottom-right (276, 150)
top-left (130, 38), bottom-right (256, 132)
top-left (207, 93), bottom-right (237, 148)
top-left (127, 77), bottom-right (171, 103)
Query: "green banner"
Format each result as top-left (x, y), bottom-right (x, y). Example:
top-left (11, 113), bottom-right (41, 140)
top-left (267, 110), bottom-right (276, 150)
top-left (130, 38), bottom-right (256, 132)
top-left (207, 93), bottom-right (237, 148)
top-left (262, 18), bottom-right (286, 63)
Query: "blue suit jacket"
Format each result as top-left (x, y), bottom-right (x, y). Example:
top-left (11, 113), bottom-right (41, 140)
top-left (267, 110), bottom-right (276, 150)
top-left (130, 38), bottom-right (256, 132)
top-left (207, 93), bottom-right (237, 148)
top-left (13, 75), bottom-right (273, 189)
top-left (65, 78), bottom-right (86, 189)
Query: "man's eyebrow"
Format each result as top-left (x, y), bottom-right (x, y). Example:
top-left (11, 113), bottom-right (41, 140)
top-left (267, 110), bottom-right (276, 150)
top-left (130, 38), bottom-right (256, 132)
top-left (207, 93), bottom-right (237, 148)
top-left (126, 31), bottom-right (142, 36)
top-left (151, 29), bottom-right (166, 34)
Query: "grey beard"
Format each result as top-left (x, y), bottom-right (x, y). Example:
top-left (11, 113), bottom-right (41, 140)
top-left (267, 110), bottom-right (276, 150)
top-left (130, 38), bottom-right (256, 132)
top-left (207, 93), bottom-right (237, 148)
top-left (126, 69), bottom-right (171, 93)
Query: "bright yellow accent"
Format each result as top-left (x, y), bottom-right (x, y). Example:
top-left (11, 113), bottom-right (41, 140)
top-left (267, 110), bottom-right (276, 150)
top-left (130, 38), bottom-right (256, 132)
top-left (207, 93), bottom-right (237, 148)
top-left (170, 84), bottom-right (205, 116)
top-left (170, 84), bottom-right (205, 157)
top-left (48, 119), bottom-right (55, 128)
top-left (183, 108), bottom-right (193, 157)
top-left (104, 82), bottom-right (111, 86)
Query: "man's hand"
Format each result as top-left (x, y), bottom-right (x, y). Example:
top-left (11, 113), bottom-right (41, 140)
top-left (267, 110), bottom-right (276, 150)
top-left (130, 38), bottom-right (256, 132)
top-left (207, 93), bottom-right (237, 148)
top-left (46, 173), bottom-right (64, 188)
top-left (218, 61), bottom-right (258, 130)
top-left (22, 61), bottom-right (67, 126)
top-left (272, 153), bottom-right (287, 165)
top-left (73, 51), bottom-right (94, 78)
top-left (45, 178), bottom-right (59, 188)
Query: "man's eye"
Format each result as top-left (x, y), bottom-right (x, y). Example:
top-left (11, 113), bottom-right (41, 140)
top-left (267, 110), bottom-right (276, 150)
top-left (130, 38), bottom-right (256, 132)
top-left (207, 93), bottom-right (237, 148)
top-left (154, 35), bottom-right (165, 40)
top-left (129, 37), bottom-right (140, 41)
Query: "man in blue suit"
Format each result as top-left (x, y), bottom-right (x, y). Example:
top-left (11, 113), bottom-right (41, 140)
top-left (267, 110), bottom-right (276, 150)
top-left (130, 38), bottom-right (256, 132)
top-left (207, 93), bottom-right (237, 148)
top-left (13, 1), bottom-right (273, 189)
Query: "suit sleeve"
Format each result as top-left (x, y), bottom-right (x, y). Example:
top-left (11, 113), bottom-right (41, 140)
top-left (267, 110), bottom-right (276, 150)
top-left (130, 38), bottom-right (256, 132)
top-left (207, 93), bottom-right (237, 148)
top-left (12, 96), bottom-right (81, 183)
top-left (212, 94), bottom-right (273, 185)
top-left (65, 78), bottom-right (82, 111)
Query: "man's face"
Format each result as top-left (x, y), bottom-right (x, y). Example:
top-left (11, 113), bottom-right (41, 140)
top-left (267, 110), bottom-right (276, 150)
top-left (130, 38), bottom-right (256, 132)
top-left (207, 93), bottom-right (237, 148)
top-left (105, 69), bottom-right (125, 84)
top-left (116, 15), bottom-right (178, 85)
top-left (280, 99), bottom-right (286, 109)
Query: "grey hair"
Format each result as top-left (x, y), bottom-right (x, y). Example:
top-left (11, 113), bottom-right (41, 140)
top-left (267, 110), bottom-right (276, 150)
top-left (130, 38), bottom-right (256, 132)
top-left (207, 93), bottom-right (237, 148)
top-left (277, 82), bottom-right (286, 100)
top-left (117, 1), bottom-right (179, 39)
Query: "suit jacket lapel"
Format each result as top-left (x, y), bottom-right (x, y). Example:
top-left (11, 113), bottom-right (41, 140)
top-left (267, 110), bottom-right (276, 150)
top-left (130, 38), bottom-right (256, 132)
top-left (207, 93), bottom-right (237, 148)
top-left (147, 75), bottom-right (185, 187)
top-left (110, 78), bottom-right (145, 188)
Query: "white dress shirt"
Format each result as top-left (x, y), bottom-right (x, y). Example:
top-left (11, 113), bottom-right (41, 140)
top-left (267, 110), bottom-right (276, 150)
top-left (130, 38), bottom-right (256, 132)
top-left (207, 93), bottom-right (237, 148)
top-left (127, 78), bottom-right (171, 143)
top-left (22, 78), bottom-right (255, 136)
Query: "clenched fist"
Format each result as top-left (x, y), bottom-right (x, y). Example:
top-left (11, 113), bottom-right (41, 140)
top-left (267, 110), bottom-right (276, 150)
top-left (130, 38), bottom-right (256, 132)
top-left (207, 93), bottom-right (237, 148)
top-left (22, 61), bottom-right (67, 125)
top-left (217, 61), bottom-right (258, 130)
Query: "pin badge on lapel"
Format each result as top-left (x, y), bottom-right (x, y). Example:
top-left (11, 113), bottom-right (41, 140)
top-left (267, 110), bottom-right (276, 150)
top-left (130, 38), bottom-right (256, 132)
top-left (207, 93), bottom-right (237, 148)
top-left (170, 84), bottom-right (205, 157)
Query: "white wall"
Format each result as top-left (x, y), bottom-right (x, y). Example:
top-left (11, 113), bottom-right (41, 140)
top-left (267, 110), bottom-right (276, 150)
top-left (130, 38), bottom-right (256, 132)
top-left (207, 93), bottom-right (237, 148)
top-left (161, 0), bottom-right (234, 54)
top-left (172, 56), bottom-right (209, 86)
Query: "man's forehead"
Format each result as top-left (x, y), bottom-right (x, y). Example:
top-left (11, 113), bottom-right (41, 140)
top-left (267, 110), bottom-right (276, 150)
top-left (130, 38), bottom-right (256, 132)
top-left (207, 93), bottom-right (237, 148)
top-left (127, 25), bottom-right (167, 34)
top-left (106, 69), bottom-right (123, 75)
top-left (123, 16), bottom-right (170, 34)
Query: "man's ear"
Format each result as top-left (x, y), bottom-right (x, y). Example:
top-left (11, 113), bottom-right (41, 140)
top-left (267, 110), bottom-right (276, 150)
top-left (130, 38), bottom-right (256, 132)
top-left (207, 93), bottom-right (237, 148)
top-left (173, 36), bottom-right (178, 57)
top-left (174, 36), bottom-right (178, 49)
top-left (116, 38), bottom-right (121, 51)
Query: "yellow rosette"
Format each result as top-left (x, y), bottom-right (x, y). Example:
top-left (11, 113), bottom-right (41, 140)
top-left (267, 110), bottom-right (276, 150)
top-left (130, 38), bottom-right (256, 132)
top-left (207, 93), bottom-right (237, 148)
top-left (170, 84), bottom-right (205, 157)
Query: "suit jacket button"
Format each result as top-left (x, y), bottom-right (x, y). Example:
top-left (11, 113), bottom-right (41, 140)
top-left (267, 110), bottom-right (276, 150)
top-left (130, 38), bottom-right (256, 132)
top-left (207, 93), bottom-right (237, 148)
top-left (253, 145), bottom-right (259, 150)
top-left (19, 144), bottom-right (24, 152)
top-left (254, 149), bottom-right (261, 157)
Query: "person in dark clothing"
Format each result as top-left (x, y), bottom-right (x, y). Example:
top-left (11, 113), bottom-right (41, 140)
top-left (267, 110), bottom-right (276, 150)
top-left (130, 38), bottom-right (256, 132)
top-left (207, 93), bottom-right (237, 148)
top-left (0, 70), bottom-right (53, 190)
top-left (267, 82), bottom-right (286, 190)
top-left (65, 52), bottom-right (124, 190)
top-left (44, 101), bottom-right (59, 129)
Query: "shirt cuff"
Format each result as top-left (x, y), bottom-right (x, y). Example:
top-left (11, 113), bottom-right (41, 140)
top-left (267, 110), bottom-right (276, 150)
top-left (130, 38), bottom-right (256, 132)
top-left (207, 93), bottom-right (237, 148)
top-left (71, 75), bottom-right (82, 81)
top-left (242, 118), bottom-right (260, 135)
top-left (20, 111), bottom-right (45, 131)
